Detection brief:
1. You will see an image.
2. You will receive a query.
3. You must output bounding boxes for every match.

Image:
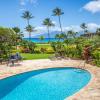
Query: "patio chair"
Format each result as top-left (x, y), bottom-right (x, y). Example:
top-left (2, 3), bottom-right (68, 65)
top-left (15, 53), bottom-right (23, 61)
top-left (0, 58), bottom-right (3, 64)
top-left (7, 53), bottom-right (23, 66)
top-left (49, 53), bottom-right (64, 60)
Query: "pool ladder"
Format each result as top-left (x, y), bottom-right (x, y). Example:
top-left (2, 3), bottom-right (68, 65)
top-left (77, 60), bottom-right (86, 69)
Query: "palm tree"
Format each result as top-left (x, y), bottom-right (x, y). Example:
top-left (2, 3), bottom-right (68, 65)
top-left (52, 7), bottom-right (64, 33)
top-left (80, 23), bottom-right (87, 35)
top-left (22, 11), bottom-right (33, 26)
top-left (12, 27), bottom-right (21, 49)
top-left (25, 25), bottom-right (35, 41)
top-left (22, 11), bottom-right (34, 41)
top-left (55, 34), bottom-right (61, 41)
top-left (67, 30), bottom-right (77, 39)
top-left (55, 33), bottom-right (65, 41)
top-left (43, 18), bottom-right (55, 43)
top-left (39, 36), bottom-right (45, 43)
top-left (96, 28), bottom-right (100, 36)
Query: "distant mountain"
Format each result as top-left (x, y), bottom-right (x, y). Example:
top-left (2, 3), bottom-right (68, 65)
top-left (24, 31), bottom-right (83, 38)
top-left (33, 31), bottom-right (61, 38)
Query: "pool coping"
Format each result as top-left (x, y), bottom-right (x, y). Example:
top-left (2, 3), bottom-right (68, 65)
top-left (67, 68), bottom-right (94, 100)
top-left (0, 59), bottom-right (100, 100)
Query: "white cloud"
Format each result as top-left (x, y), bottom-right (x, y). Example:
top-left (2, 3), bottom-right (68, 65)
top-left (87, 23), bottom-right (100, 31)
top-left (19, 0), bottom-right (38, 11)
top-left (20, 0), bottom-right (38, 5)
top-left (52, 21), bottom-right (57, 25)
top-left (64, 23), bottom-right (100, 32)
top-left (23, 23), bottom-right (100, 37)
top-left (19, 8), bottom-right (26, 11)
top-left (20, 0), bottom-right (26, 6)
top-left (30, 0), bottom-right (38, 4)
top-left (83, 0), bottom-right (100, 13)
top-left (64, 25), bottom-right (82, 32)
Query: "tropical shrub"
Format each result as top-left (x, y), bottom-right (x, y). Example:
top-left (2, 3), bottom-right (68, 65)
top-left (46, 48), bottom-right (54, 54)
top-left (0, 27), bottom-right (18, 59)
top-left (21, 40), bottom-right (36, 53)
top-left (51, 42), bottom-right (66, 56)
top-left (92, 49), bottom-right (100, 67)
top-left (40, 48), bottom-right (47, 53)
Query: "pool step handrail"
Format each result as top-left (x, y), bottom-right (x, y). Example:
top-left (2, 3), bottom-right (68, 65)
top-left (77, 60), bottom-right (86, 69)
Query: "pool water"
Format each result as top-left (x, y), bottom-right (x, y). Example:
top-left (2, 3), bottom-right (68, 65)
top-left (0, 68), bottom-right (91, 100)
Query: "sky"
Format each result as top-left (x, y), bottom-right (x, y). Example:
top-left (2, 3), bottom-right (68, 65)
top-left (0, 0), bottom-right (100, 37)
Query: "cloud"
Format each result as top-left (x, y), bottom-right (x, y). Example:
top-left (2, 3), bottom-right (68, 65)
top-left (19, 0), bottom-right (38, 11)
top-left (64, 25), bottom-right (82, 32)
top-left (83, 0), bottom-right (100, 13)
top-left (87, 23), bottom-right (100, 31)
top-left (52, 21), bottom-right (57, 25)
top-left (19, 8), bottom-right (26, 11)
top-left (23, 23), bottom-right (100, 37)
top-left (20, 0), bottom-right (38, 5)
top-left (20, 0), bottom-right (26, 6)
top-left (30, 0), bottom-right (38, 4)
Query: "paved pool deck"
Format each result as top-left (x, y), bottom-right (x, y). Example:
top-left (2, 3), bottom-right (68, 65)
top-left (0, 59), bottom-right (100, 100)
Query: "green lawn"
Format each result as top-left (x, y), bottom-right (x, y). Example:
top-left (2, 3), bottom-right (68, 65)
top-left (36, 43), bottom-right (52, 49)
top-left (21, 53), bottom-right (52, 60)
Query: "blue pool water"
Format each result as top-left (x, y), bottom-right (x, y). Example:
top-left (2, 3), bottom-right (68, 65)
top-left (0, 68), bottom-right (91, 100)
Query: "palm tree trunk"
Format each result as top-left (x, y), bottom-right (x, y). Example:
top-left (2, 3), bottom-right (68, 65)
top-left (27, 19), bottom-right (29, 26)
top-left (47, 27), bottom-right (50, 43)
top-left (29, 32), bottom-right (31, 41)
top-left (58, 16), bottom-right (63, 34)
top-left (16, 33), bottom-right (17, 50)
top-left (27, 19), bottom-right (30, 41)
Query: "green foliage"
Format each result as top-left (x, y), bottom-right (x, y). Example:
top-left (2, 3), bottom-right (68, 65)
top-left (52, 7), bottom-right (64, 16)
top-left (21, 40), bottom-right (36, 53)
top-left (0, 27), bottom-right (19, 59)
top-left (43, 18), bottom-right (55, 42)
top-left (92, 49), bottom-right (100, 67)
top-left (22, 11), bottom-right (33, 21)
top-left (39, 36), bottom-right (45, 41)
top-left (92, 49), bottom-right (100, 60)
top-left (51, 42), bottom-right (66, 56)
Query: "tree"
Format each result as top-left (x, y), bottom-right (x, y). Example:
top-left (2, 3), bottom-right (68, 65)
top-left (0, 27), bottom-right (17, 58)
top-left (25, 25), bottom-right (35, 41)
top-left (55, 33), bottom-right (65, 41)
top-left (22, 11), bottom-right (34, 41)
top-left (67, 30), bottom-right (77, 39)
top-left (43, 18), bottom-right (55, 43)
top-left (96, 28), bottom-right (100, 36)
top-left (12, 27), bottom-right (23, 49)
top-left (22, 11), bottom-right (33, 26)
top-left (39, 36), bottom-right (45, 43)
top-left (55, 34), bottom-right (60, 41)
top-left (52, 7), bottom-right (64, 33)
top-left (12, 27), bottom-right (20, 33)
top-left (80, 23), bottom-right (87, 35)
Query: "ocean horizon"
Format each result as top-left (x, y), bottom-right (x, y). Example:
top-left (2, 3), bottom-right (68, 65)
top-left (23, 38), bottom-right (63, 43)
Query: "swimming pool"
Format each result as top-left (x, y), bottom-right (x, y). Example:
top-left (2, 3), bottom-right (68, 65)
top-left (0, 68), bottom-right (91, 100)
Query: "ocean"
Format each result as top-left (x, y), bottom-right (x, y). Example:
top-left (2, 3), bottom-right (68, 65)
top-left (23, 38), bottom-right (62, 43)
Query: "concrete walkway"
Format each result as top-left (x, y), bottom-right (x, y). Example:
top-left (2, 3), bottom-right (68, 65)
top-left (0, 59), bottom-right (100, 100)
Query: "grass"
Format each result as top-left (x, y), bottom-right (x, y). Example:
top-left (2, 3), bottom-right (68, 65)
top-left (36, 43), bottom-right (52, 49)
top-left (21, 53), bottom-right (52, 60)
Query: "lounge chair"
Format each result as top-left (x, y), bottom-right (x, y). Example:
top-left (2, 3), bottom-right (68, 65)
top-left (0, 58), bottom-right (3, 64)
top-left (7, 53), bottom-right (23, 66)
top-left (49, 53), bottom-right (67, 60)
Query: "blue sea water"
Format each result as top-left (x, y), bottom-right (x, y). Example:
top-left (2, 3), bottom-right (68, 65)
top-left (0, 68), bottom-right (91, 100)
top-left (23, 38), bottom-right (62, 43)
